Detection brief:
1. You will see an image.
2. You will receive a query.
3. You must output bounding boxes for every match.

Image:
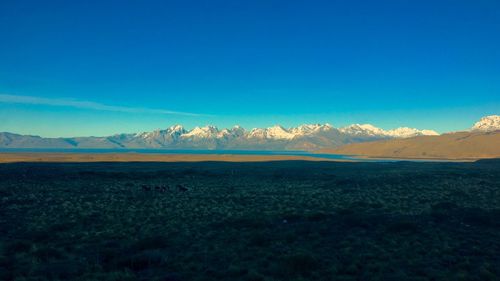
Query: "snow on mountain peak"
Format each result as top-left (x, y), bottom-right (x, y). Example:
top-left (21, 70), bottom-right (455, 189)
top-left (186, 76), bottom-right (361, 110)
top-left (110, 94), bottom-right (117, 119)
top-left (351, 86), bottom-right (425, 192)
top-left (290, 124), bottom-right (333, 136)
top-left (246, 125), bottom-right (296, 140)
top-left (136, 124), bottom-right (187, 139)
top-left (266, 125), bottom-right (296, 140)
top-left (230, 125), bottom-right (246, 134)
top-left (217, 125), bottom-right (246, 138)
top-left (471, 115), bottom-right (500, 132)
top-left (139, 122), bottom-right (439, 141)
top-left (339, 124), bottom-right (386, 136)
top-left (182, 126), bottom-right (219, 138)
top-left (168, 124), bottom-right (185, 132)
top-left (420, 129), bottom-right (440, 136)
top-left (385, 127), bottom-right (439, 138)
top-left (248, 128), bottom-right (266, 139)
top-left (340, 124), bottom-right (438, 138)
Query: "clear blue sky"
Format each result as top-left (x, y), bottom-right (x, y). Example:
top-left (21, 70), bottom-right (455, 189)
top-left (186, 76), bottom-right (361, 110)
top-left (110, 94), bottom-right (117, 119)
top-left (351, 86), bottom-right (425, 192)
top-left (0, 0), bottom-right (498, 137)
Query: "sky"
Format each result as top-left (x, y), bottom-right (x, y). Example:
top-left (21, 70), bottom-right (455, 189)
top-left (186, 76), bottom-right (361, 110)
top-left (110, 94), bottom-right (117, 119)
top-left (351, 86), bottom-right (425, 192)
top-left (0, 0), bottom-right (499, 137)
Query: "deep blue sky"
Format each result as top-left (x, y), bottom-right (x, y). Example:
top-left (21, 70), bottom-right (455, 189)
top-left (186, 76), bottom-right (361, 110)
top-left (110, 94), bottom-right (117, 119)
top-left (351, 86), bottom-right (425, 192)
top-left (0, 0), bottom-right (499, 137)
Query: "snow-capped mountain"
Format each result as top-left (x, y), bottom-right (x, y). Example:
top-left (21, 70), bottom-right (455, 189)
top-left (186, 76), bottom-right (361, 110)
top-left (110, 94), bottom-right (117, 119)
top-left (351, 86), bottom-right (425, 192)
top-left (385, 127), bottom-right (439, 138)
top-left (217, 126), bottom-right (246, 139)
top-left (182, 126), bottom-right (219, 138)
top-left (261, 125), bottom-right (296, 140)
top-left (0, 121), bottom-right (444, 150)
top-left (339, 124), bottom-right (387, 137)
top-left (471, 115), bottom-right (500, 132)
top-left (339, 124), bottom-right (438, 138)
top-left (137, 125), bottom-right (186, 140)
top-left (289, 124), bottom-right (333, 136)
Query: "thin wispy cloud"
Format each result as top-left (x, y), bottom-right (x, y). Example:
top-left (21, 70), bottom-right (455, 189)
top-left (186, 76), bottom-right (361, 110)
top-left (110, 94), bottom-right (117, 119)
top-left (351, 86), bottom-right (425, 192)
top-left (0, 94), bottom-right (203, 116)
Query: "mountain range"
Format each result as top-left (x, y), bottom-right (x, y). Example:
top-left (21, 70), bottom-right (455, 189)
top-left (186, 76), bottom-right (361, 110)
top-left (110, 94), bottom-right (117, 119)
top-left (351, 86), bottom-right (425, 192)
top-left (0, 115), bottom-right (498, 151)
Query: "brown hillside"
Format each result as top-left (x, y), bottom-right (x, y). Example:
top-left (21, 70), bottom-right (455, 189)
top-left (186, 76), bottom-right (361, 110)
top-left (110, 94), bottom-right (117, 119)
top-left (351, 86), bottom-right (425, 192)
top-left (323, 131), bottom-right (500, 160)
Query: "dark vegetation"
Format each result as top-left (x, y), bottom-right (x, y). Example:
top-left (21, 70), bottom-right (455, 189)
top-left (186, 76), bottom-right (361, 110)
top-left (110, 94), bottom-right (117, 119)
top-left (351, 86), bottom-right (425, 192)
top-left (1, 160), bottom-right (500, 280)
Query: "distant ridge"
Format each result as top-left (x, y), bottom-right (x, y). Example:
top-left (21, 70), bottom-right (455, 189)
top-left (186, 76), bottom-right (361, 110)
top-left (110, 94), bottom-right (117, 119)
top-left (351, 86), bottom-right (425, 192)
top-left (0, 122), bottom-right (437, 150)
top-left (324, 115), bottom-right (500, 159)
top-left (325, 130), bottom-right (499, 160)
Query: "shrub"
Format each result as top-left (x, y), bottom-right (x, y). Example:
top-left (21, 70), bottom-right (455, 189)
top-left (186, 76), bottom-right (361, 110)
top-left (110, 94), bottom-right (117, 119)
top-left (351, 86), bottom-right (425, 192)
top-left (34, 261), bottom-right (83, 279)
top-left (386, 220), bottom-right (419, 234)
top-left (130, 236), bottom-right (169, 252)
top-left (282, 252), bottom-right (320, 276)
top-left (33, 246), bottom-right (64, 260)
top-left (5, 240), bottom-right (31, 254)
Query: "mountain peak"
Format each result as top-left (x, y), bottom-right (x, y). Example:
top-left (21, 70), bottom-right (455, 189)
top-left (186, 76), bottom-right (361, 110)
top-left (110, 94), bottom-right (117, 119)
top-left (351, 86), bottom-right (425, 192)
top-left (340, 124), bottom-right (385, 136)
top-left (290, 124), bottom-right (333, 136)
top-left (182, 125), bottom-right (219, 138)
top-left (266, 125), bottom-right (295, 139)
top-left (472, 115), bottom-right (500, 132)
top-left (340, 124), bottom-right (438, 138)
top-left (168, 124), bottom-right (185, 132)
top-left (386, 127), bottom-right (439, 138)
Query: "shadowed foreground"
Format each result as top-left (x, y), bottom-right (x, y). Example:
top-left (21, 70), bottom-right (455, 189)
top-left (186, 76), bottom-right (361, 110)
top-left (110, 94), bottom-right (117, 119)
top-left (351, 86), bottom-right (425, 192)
top-left (1, 160), bottom-right (499, 281)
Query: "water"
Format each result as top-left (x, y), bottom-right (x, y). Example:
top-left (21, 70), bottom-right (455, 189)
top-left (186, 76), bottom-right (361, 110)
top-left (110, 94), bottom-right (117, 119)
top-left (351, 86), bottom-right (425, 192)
top-left (0, 148), bottom-right (453, 162)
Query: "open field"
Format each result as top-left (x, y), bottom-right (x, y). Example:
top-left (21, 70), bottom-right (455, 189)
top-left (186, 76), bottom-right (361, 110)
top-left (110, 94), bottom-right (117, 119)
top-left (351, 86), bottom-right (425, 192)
top-left (0, 153), bottom-right (336, 163)
top-left (1, 160), bottom-right (500, 280)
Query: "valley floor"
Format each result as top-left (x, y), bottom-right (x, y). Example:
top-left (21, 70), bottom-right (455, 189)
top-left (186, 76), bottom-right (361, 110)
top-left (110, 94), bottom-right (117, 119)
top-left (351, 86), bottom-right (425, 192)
top-left (0, 152), bottom-right (336, 163)
top-left (1, 161), bottom-right (499, 280)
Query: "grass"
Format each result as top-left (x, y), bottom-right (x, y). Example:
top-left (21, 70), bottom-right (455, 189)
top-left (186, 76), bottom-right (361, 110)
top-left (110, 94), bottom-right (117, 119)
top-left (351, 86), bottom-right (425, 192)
top-left (1, 160), bottom-right (499, 280)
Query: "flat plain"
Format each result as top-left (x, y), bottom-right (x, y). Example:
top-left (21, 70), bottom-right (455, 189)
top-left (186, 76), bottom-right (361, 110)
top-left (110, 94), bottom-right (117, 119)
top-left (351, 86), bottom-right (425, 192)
top-left (1, 160), bottom-right (499, 281)
top-left (0, 153), bottom-right (336, 163)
